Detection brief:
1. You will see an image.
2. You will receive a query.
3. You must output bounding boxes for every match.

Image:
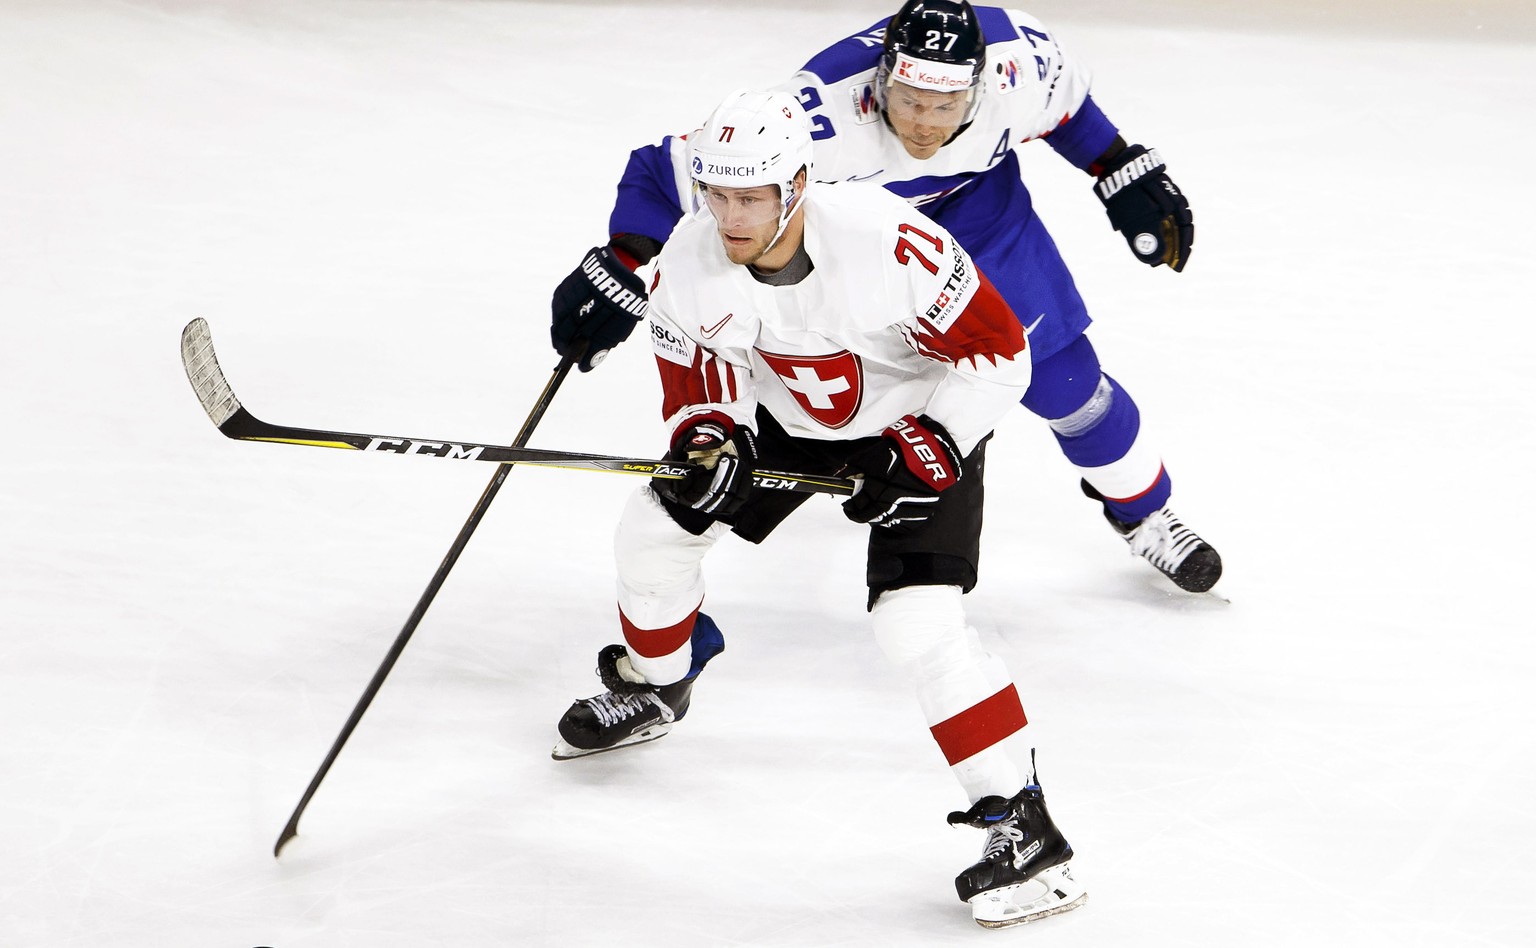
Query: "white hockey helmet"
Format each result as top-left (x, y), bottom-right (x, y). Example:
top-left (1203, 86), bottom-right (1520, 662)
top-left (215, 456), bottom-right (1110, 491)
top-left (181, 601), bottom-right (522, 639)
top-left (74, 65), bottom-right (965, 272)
top-left (687, 89), bottom-right (815, 238)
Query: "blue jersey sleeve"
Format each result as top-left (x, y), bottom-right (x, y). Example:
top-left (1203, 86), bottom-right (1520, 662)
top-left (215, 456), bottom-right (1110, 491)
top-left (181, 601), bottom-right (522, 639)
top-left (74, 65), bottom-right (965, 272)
top-left (799, 18), bottom-right (887, 82)
top-left (607, 136), bottom-right (686, 243)
top-left (1043, 94), bottom-right (1120, 171)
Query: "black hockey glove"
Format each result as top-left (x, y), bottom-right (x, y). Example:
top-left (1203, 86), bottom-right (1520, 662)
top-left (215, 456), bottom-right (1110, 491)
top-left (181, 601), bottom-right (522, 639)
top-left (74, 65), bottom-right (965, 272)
top-left (550, 245), bottom-right (650, 372)
top-left (842, 414), bottom-right (962, 528)
top-left (653, 419), bottom-right (758, 518)
top-left (1093, 144), bottom-right (1194, 272)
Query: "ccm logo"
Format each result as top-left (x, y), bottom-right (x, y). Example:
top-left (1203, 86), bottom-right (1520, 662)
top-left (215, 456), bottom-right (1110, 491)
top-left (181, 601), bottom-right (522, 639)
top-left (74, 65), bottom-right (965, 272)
top-left (365, 437), bottom-right (484, 460)
top-left (752, 475), bottom-right (798, 491)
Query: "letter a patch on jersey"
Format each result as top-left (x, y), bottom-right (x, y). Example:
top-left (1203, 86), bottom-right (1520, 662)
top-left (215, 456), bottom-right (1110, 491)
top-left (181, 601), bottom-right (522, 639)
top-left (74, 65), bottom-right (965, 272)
top-left (757, 349), bottom-right (864, 429)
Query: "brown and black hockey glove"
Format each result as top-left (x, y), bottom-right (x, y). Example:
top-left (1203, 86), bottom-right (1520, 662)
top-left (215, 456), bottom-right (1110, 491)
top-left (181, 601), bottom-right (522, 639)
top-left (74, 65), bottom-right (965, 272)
top-left (1093, 143), bottom-right (1194, 272)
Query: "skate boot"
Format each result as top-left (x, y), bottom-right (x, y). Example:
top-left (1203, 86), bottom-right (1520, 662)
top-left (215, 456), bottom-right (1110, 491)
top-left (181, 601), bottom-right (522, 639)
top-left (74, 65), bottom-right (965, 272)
top-left (949, 771), bottom-right (1086, 928)
top-left (551, 612), bottom-right (724, 760)
top-left (1082, 479), bottom-right (1222, 592)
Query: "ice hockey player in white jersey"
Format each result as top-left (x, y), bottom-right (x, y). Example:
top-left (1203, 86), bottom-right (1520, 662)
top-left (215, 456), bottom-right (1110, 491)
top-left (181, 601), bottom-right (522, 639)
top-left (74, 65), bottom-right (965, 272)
top-left (550, 0), bottom-right (1220, 594)
top-left (552, 89), bottom-right (1086, 929)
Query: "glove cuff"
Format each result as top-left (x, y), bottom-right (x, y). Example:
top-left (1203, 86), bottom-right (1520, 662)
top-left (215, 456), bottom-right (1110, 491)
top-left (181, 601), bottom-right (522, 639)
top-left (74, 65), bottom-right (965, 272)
top-left (670, 411), bottom-right (736, 452)
top-left (608, 232), bottom-right (663, 270)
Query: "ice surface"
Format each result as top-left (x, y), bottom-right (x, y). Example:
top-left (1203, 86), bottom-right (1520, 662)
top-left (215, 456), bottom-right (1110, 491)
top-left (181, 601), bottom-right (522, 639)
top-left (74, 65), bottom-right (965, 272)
top-left (3, 1), bottom-right (1533, 945)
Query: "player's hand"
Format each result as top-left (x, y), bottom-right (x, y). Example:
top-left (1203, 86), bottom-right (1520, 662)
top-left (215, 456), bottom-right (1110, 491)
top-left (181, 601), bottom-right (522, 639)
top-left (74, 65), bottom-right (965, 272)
top-left (842, 414), bottom-right (962, 528)
top-left (1094, 144), bottom-right (1193, 272)
top-left (550, 245), bottom-right (650, 372)
top-left (653, 419), bottom-right (758, 517)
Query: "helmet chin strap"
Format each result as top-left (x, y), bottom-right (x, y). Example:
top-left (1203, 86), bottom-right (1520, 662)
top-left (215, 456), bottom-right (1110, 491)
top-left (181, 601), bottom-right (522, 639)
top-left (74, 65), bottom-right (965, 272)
top-left (765, 180), bottom-right (808, 253)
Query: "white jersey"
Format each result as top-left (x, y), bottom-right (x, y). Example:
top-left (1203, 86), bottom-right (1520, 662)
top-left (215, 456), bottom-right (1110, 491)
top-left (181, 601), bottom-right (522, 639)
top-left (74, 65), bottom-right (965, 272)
top-left (646, 183), bottom-right (1031, 455)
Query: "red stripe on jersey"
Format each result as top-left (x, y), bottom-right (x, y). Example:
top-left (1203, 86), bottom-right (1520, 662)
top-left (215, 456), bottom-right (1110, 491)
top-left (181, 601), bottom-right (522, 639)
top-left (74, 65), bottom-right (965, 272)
top-left (929, 684), bottom-right (1028, 766)
top-left (706, 351), bottom-right (724, 404)
top-left (914, 268), bottom-right (1027, 368)
top-left (619, 605), bottom-right (699, 659)
top-left (657, 346), bottom-right (713, 421)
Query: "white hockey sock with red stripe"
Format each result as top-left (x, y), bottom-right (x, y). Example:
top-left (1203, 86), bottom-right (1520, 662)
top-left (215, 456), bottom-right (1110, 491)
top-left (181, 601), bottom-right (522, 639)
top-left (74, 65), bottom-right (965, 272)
top-left (614, 485), bottom-right (729, 685)
top-left (871, 585), bottom-right (1031, 801)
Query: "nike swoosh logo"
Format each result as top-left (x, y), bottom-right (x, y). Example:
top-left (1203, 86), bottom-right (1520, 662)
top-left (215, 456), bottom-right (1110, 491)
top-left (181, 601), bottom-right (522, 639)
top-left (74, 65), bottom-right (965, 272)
top-left (846, 170), bottom-right (884, 182)
top-left (1023, 313), bottom-right (1046, 335)
top-left (700, 313), bottom-right (733, 337)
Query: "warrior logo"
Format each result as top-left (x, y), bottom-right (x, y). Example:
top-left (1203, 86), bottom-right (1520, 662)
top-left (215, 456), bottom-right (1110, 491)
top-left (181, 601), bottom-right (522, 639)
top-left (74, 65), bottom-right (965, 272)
top-left (757, 349), bottom-right (863, 429)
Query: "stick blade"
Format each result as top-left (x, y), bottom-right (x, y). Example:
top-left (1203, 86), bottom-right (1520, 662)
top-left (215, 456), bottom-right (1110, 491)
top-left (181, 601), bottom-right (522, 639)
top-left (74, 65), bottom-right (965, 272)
top-left (181, 318), bottom-right (242, 428)
top-left (274, 820), bottom-right (299, 859)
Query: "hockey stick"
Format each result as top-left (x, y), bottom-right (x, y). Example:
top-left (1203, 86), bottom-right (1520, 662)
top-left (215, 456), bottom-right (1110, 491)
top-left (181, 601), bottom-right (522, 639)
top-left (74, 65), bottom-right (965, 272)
top-left (181, 318), bottom-right (854, 497)
top-left (263, 339), bottom-right (577, 858)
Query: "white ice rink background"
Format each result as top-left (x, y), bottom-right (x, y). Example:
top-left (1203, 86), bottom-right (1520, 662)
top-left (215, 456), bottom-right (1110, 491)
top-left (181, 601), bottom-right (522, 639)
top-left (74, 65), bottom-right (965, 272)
top-left (2, 1), bottom-right (1533, 945)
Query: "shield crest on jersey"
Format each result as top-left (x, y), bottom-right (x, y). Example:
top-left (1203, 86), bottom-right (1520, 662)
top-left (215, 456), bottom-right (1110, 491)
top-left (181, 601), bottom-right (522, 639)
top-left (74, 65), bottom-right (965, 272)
top-left (758, 349), bottom-right (863, 429)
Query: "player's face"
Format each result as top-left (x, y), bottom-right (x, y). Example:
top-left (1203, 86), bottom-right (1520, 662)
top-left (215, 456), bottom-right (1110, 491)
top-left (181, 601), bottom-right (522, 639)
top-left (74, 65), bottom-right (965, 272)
top-left (701, 183), bottom-right (787, 266)
top-left (884, 83), bottom-right (970, 159)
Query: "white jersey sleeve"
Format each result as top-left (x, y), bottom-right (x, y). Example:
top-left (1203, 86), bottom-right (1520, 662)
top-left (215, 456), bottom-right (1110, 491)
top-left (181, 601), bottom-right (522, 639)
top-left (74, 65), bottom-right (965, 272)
top-left (644, 253), bottom-right (760, 440)
top-left (874, 201), bottom-right (1033, 453)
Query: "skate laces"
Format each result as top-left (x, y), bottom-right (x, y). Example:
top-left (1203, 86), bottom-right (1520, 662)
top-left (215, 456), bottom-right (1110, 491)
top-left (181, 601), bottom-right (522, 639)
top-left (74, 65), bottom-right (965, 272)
top-left (1126, 507), bottom-right (1203, 571)
top-left (582, 690), bottom-right (671, 727)
top-left (982, 821), bottom-right (1025, 860)
top-left (949, 795), bottom-right (1026, 861)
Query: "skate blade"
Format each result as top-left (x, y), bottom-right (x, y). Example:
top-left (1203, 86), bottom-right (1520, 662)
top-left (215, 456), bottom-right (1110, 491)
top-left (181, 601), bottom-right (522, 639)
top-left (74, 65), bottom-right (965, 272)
top-left (970, 864), bottom-right (1087, 929)
top-left (550, 723), bottom-right (672, 761)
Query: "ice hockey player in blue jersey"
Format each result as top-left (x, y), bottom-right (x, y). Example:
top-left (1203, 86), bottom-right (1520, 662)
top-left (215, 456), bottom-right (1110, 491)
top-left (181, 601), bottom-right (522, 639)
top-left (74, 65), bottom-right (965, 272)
top-left (549, 0), bottom-right (1222, 593)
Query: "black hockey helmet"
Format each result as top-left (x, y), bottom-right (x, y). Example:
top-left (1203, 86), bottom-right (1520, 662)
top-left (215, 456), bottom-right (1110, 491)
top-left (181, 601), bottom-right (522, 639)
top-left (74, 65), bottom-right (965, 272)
top-left (878, 0), bottom-right (987, 124)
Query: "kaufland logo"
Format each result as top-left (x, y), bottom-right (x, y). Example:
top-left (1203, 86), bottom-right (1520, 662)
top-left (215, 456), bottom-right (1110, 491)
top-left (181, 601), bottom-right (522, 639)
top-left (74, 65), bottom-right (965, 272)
top-left (893, 54), bottom-right (972, 91)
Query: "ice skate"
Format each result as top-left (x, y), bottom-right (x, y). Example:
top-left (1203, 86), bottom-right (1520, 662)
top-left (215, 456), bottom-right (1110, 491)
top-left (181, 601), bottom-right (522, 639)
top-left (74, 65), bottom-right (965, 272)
top-left (1082, 480), bottom-right (1222, 592)
top-left (551, 613), bottom-right (723, 760)
top-left (949, 775), bottom-right (1086, 929)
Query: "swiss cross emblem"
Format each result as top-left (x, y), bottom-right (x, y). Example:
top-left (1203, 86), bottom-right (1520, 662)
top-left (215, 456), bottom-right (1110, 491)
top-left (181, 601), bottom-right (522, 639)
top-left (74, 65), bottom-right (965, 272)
top-left (758, 349), bottom-right (863, 429)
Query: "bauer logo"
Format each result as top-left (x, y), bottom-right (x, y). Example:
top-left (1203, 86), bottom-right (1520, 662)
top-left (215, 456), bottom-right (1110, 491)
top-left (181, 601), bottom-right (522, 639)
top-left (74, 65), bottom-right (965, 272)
top-left (364, 437), bottom-right (484, 460)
